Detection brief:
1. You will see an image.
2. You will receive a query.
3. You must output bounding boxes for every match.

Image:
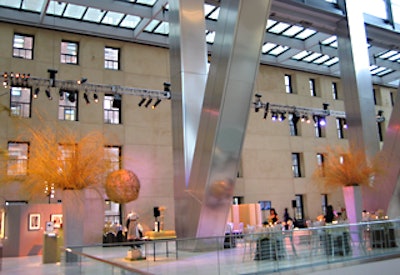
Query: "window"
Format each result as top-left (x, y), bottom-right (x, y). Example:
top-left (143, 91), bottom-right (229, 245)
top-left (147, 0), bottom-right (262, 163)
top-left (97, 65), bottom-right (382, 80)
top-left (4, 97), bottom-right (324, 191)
top-left (294, 194), bottom-right (304, 220)
top-left (390, 91), bottom-right (395, 106)
top-left (372, 88), bottom-right (382, 105)
top-left (104, 94), bottom-right (121, 124)
top-left (10, 87), bottom-right (32, 118)
top-left (61, 40), bottom-right (79, 64)
top-left (292, 153), bottom-right (302, 178)
top-left (104, 146), bottom-right (121, 172)
top-left (58, 90), bottom-right (78, 121)
top-left (377, 120), bottom-right (384, 142)
top-left (321, 194), bottom-right (328, 215)
top-left (7, 142), bottom-right (29, 175)
top-left (284, 74), bottom-right (293, 94)
top-left (289, 113), bottom-right (300, 136)
top-left (316, 153), bottom-right (325, 177)
top-left (336, 118), bottom-right (347, 139)
top-left (313, 116), bottom-right (326, 138)
top-left (13, 33), bottom-right (34, 59)
top-left (309, 78), bottom-right (316, 96)
top-left (58, 144), bottom-right (75, 172)
top-left (332, 82), bottom-right (338, 100)
top-left (105, 47), bottom-right (120, 70)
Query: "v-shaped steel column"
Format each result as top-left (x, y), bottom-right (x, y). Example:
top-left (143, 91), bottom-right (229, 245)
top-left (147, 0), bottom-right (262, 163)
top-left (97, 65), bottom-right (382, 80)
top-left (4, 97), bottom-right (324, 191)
top-left (169, 0), bottom-right (271, 240)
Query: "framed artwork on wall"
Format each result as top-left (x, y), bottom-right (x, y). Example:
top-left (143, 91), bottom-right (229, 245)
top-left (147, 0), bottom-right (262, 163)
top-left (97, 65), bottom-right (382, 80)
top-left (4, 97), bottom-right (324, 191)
top-left (0, 209), bottom-right (5, 238)
top-left (50, 214), bottom-right (63, 229)
top-left (28, 213), bottom-right (40, 231)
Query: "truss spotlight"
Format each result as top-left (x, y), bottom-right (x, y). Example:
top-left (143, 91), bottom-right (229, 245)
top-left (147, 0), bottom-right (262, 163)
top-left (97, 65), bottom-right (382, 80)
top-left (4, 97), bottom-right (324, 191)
top-left (163, 82), bottom-right (171, 99)
top-left (279, 112), bottom-right (286, 121)
top-left (152, 98), bottom-right (162, 109)
top-left (138, 97), bottom-right (146, 107)
top-left (343, 119), bottom-right (348, 129)
top-left (322, 103), bottom-right (329, 110)
top-left (144, 98), bottom-right (153, 108)
top-left (68, 91), bottom-right (76, 103)
top-left (45, 89), bottom-right (52, 100)
top-left (59, 89), bottom-right (64, 100)
top-left (112, 94), bottom-right (121, 108)
top-left (271, 112), bottom-right (278, 121)
top-left (83, 91), bottom-right (90, 104)
top-left (254, 94), bottom-right (262, 112)
top-left (263, 102), bottom-right (269, 119)
top-left (77, 77), bottom-right (87, 85)
top-left (33, 87), bottom-right (40, 99)
top-left (376, 110), bottom-right (385, 122)
top-left (93, 93), bottom-right (99, 103)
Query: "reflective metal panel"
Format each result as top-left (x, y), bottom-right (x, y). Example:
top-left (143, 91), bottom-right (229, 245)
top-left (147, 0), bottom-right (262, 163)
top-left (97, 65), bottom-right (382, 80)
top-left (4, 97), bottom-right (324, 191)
top-left (337, 0), bottom-right (381, 216)
top-left (188, 0), bottom-right (271, 239)
top-left (169, 0), bottom-right (208, 237)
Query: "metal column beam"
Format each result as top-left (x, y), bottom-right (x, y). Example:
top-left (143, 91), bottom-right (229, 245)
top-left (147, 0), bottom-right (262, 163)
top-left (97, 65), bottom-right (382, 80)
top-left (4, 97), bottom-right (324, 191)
top-left (169, 0), bottom-right (270, 241)
top-left (376, 85), bottom-right (400, 217)
top-left (336, 0), bottom-right (380, 214)
top-left (168, 0), bottom-right (208, 238)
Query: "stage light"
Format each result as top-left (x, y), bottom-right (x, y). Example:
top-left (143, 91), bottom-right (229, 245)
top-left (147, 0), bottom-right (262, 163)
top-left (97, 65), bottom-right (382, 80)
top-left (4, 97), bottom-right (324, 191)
top-left (33, 88), bottom-right (40, 99)
top-left (83, 91), bottom-right (90, 104)
top-left (45, 89), bottom-right (52, 100)
top-left (144, 98), bottom-right (153, 108)
top-left (279, 112), bottom-right (286, 121)
top-left (138, 97), bottom-right (146, 107)
top-left (77, 78), bottom-right (87, 85)
top-left (93, 93), bottom-right (99, 103)
top-left (152, 98), bottom-right (161, 109)
top-left (68, 91), bottom-right (76, 103)
top-left (263, 102), bottom-right (269, 119)
top-left (254, 94), bottom-right (262, 112)
top-left (319, 117), bottom-right (326, 126)
top-left (59, 89), bottom-right (64, 100)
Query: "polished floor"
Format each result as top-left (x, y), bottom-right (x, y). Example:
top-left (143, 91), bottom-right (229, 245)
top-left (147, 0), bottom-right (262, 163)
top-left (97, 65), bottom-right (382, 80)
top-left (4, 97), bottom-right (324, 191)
top-left (2, 239), bottom-right (400, 275)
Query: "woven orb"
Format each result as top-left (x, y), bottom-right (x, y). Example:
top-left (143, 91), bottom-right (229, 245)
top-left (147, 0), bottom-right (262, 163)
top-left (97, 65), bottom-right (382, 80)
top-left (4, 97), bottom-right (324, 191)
top-left (105, 169), bottom-right (140, 203)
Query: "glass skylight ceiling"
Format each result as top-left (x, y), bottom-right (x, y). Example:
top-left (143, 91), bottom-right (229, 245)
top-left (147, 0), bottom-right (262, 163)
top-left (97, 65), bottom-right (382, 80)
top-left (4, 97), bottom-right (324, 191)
top-left (0, 0), bottom-right (399, 86)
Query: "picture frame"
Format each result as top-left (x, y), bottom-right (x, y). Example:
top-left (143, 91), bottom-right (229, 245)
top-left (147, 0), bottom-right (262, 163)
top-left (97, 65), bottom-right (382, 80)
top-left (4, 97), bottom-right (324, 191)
top-left (0, 209), bottom-right (5, 238)
top-left (50, 214), bottom-right (63, 229)
top-left (28, 213), bottom-right (40, 231)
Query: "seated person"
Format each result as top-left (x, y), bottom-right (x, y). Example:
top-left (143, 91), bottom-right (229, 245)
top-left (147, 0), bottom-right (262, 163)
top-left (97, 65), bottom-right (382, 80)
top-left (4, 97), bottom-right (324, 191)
top-left (268, 208), bottom-right (279, 224)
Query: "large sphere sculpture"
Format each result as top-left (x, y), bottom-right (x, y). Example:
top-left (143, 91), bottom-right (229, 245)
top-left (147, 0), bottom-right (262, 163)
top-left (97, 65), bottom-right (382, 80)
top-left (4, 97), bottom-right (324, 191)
top-left (105, 169), bottom-right (140, 203)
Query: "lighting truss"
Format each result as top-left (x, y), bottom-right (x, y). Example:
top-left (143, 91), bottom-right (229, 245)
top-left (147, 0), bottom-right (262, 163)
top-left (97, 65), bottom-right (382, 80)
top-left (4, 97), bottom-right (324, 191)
top-left (2, 70), bottom-right (171, 100)
top-left (253, 93), bottom-right (346, 122)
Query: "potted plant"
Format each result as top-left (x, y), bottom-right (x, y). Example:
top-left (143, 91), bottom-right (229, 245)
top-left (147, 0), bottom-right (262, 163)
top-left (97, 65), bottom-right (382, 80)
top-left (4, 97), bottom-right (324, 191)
top-left (313, 145), bottom-right (382, 224)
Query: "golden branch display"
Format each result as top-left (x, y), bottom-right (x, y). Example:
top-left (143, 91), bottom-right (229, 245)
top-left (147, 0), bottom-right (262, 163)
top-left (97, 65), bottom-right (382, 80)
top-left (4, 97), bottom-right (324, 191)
top-left (313, 146), bottom-right (383, 189)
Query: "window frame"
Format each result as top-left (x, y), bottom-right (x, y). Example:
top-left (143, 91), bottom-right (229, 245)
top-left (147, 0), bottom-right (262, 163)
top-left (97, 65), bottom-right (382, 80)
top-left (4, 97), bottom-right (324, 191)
top-left (61, 40), bottom-right (79, 65)
top-left (103, 94), bottom-right (122, 124)
top-left (309, 78), bottom-right (316, 97)
top-left (104, 46), bottom-right (120, 70)
top-left (284, 74), bottom-right (293, 94)
top-left (7, 141), bottom-right (29, 176)
top-left (13, 33), bottom-right (34, 60)
top-left (292, 152), bottom-right (302, 178)
top-left (58, 90), bottom-right (79, 121)
top-left (10, 86), bottom-right (32, 118)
